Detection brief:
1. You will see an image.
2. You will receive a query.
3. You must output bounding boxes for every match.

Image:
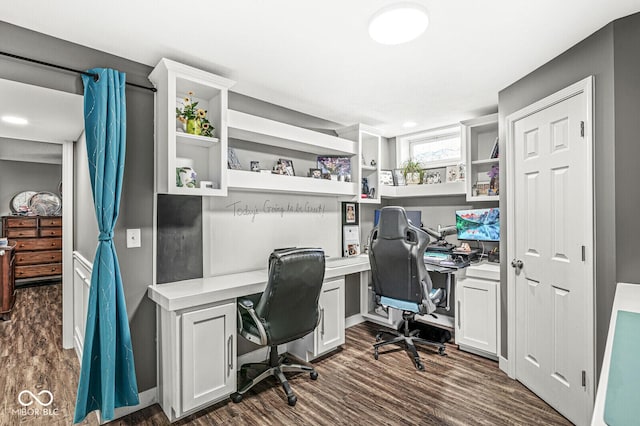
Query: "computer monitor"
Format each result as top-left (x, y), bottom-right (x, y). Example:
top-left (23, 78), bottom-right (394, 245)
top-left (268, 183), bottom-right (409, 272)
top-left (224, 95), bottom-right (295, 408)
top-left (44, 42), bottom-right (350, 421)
top-left (374, 209), bottom-right (422, 228)
top-left (455, 208), bottom-right (500, 242)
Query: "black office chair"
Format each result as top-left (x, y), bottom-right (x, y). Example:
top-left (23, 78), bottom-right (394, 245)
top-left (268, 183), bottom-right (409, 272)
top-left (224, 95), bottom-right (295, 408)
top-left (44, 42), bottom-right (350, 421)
top-left (230, 247), bottom-right (325, 406)
top-left (368, 206), bottom-right (446, 371)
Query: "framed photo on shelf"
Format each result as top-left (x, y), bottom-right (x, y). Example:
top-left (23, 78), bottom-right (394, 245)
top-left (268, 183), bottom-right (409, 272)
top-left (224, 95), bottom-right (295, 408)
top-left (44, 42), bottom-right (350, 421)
top-left (250, 161), bottom-right (260, 172)
top-left (474, 181), bottom-right (491, 196)
top-left (276, 158), bottom-right (295, 176)
top-left (309, 168), bottom-right (322, 179)
top-left (342, 202), bottom-right (359, 225)
top-left (227, 147), bottom-right (242, 170)
top-left (379, 169), bottom-right (394, 185)
top-left (423, 170), bottom-right (441, 185)
top-left (392, 169), bottom-right (406, 186)
top-left (446, 165), bottom-right (458, 183)
top-left (317, 156), bottom-right (351, 178)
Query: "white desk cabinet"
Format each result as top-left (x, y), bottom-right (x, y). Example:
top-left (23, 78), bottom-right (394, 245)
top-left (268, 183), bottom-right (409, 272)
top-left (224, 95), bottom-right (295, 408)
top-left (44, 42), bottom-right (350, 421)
top-left (289, 277), bottom-right (345, 361)
top-left (455, 262), bottom-right (499, 359)
top-left (158, 300), bottom-right (236, 421)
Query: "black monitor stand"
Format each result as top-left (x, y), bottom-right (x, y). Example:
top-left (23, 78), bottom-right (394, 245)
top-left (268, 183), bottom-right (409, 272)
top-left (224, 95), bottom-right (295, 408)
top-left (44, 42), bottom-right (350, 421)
top-left (426, 240), bottom-right (455, 252)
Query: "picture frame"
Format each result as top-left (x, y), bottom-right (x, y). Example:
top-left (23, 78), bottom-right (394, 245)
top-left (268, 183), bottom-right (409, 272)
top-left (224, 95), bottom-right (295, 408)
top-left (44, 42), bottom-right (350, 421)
top-left (446, 165), bottom-right (458, 183)
top-left (309, 168), bottom-right (322, 179)
top-left (379, 169), bottom-right (394, 185)
top-left (276, 158), bottom-right (295, 176)
top-left (227, 147), bottom-right (242, 170)
top-left (423, 170), bottom-right (441, 184)
top-left (475, 180), bottom-right (491, 196)
top-left (317, 156), bottom-right (351, 177)
top-left (342, 202), bottom-right (359, 225)
top-left (250, 161), bottom-right (260, 172)
top-left (392, 169), bottom-right (406, 186)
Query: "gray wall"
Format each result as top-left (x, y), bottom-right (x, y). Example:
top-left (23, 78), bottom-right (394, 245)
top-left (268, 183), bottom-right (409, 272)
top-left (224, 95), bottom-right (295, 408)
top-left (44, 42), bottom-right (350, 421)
top-left (1, 21), bottom-right (157, 391)
top-left (0, 159), bottom-right (61, 217)
top-left (498, 21), bottom-right (617, 376)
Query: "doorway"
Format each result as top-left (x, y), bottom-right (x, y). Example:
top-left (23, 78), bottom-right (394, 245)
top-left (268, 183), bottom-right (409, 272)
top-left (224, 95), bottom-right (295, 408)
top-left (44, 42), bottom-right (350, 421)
top-left (506, 77), bottom-right (594, 425)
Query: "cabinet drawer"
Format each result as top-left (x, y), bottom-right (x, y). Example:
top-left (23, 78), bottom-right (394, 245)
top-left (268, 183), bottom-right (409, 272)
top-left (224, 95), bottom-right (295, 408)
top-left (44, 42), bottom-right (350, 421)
top-left (15, 263), bottom-right (62, 279)
top-left (15, 250), bottom-right (62, 266)
top-left (39, 228), bottom-right (62, 237)
top-left (13, 238), bottom-right (62, 251)
top-left (5, 218), bottom-right (37, 228)
top-left (5, 228), bottom-right (38, 238)
top-left (39, 217), bottom-right (62, 227)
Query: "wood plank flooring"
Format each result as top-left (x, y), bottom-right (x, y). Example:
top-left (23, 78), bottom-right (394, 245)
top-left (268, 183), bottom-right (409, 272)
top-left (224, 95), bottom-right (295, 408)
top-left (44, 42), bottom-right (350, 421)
top-left (0, 284), bottom-right (572, 425)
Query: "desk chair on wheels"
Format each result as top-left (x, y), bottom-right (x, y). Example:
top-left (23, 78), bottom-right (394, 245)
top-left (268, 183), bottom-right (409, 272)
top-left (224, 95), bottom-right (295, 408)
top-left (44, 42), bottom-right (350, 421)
top-left (230, 248), bottom-right (325, 406)
top-left (368, 206), bottom-right (446, 371)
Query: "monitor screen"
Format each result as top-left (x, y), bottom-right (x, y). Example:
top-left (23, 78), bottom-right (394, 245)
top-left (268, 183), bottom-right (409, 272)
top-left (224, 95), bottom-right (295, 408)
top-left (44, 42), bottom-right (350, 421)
top-left (455, 208), bottom-right (500, 242)
top-left (374, 209), bottom-right (422, 228)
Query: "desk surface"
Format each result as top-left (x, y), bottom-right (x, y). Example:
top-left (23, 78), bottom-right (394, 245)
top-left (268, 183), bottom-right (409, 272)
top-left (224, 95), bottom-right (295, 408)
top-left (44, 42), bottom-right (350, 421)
top-left (148, 255), bottom-right (371, 311)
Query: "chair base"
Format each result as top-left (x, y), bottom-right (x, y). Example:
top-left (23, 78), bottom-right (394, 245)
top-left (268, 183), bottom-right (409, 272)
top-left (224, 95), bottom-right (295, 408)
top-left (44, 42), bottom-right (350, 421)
top-left (373, 312), bottom-right (446, 371)
top-left (231, 346), bottom-right (318, 406)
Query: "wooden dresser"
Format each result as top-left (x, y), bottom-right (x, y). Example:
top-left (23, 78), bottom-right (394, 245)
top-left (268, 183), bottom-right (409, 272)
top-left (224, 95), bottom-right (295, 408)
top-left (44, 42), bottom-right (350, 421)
top-left (2, 216), bottom-right (62, 285)
top-left (0, 244), bottom-right (16, 320)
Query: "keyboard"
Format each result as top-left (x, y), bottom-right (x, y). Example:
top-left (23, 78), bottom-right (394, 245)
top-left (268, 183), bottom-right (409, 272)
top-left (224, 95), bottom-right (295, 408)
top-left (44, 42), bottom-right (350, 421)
top-left (424, 251), bottom-right (469, 268)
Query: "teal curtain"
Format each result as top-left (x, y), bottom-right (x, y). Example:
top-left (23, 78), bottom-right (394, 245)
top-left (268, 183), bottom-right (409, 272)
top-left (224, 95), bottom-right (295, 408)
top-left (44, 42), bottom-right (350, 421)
top-left (74, 68), bottom-right (139, 423)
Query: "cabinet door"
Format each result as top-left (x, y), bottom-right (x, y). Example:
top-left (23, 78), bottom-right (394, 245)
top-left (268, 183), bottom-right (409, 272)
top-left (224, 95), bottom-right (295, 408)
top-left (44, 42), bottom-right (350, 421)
top-left (456, 277), bottom-right (497, 354)
top-left (181, 302), bottom-right (236, 414)
top-left (315, 278), bottom-right (345, 355)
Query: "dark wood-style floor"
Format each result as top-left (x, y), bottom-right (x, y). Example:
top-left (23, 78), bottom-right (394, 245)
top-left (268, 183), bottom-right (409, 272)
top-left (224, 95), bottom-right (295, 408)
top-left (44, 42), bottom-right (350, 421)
top-left (0, 284), bottom-right (572, 425)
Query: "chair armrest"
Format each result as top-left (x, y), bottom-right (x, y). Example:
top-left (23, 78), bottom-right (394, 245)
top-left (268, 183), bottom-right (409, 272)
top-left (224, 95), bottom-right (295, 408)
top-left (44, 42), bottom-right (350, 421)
top-left (237, 297), bottom-right (268, 346)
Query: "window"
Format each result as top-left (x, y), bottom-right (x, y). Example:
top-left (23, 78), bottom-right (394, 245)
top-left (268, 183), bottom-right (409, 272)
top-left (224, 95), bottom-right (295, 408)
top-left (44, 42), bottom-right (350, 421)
top-left (402, 125), bottom-right (462, 168)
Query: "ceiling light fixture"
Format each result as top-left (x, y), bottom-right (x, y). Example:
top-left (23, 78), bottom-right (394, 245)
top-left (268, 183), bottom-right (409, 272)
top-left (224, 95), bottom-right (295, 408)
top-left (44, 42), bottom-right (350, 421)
top-left (369, 3), bottom-right (429, 45)
top-left (402, 121), bottom-right (418, 128)
top-left (1, 115), bottom-right (28, 125)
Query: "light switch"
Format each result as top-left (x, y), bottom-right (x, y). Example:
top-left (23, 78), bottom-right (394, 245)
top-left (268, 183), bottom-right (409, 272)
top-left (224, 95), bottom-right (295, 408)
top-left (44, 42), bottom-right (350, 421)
top-left (126, 229), bottom-right (141, 248)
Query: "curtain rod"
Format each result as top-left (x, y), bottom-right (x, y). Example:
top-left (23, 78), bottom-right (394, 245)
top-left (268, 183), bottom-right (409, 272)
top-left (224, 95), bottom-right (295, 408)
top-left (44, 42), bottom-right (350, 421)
top-left (0, 51), bottom-right (157, 93)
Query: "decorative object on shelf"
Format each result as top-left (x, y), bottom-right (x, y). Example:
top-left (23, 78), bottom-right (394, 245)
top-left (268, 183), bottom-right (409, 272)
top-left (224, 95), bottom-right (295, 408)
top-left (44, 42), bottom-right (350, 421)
top-left (488, 164), bottom-right (499, 195)
top-left (227, 147), bottom-right (242, 170)
top-left (489, 137), bottom-right (499, 159)
top-left (322, 173), bottom-right (331, 180)
top-left (423, 170), bottom-right (441, 185)
top-left (370, 159), bottom-right (377, 167)
top-left (446, 165), bottom-right (458, 183)
top-left (342, 202), bottom-right (358, 225)
top-left (475, 181), bottom-right (491, 196)
top-left (10, 190), bottom-right (37, 214)
top-left (380, 170), bottom-right (394, 185)
top-left (250, 161), bottom-right (260, 172)
top-left (176, 167), bottom-right (197, 188)
top-left (457, 162), bottom-right (466, 182)
top-left (274, 158), bottom-right (295, 176)
top-left (392, 169), bottom-right (406, 186)
top-left (28, 191), bottom-right (62, 216)
top-left (401, 159), bottom-right (423, 184)
top-left (308, 168), bottom-right (322, 179)
top-left (199, 180), bottom-right (214, 189)
top-left (368, 187), bottom-right (376, 199)
top-left (175, 91), bottom-right (215, 137)
top-left (362, 177), bottom-right (369, 196)
top-left (317, 156), bottom-right (351, 179)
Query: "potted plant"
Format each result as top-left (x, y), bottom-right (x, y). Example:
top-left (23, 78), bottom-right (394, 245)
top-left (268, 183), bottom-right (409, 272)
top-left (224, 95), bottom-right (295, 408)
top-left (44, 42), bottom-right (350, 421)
top-left (176, 91), bottom-right (215, 137)
top-left (401, 159), bottom-right (423, 184)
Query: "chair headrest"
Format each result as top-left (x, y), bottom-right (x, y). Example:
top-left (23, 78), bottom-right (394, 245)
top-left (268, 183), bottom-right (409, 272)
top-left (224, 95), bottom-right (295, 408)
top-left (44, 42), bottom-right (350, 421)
top-left (378, 207), bottom-right (411, 239)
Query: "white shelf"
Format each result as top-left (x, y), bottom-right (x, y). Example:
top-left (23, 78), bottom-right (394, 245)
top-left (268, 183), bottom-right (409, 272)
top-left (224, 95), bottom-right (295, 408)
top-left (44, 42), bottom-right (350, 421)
top-left (357, 197), bottom-right (381, 204)
top-left (471, 158), bottom-right (499, 165)
top-left (227, 169), bottom-right (358, 196)
top-left (467, 194), bottom-right (499, 202)
top-left (170, 186), bottom-right (226, 197)
top-left (176, 133), bottom-right (220, 147)
top-left (380, 181), bottom-right (466, 198)
top-left (228, 110), bottom-right (357, 156)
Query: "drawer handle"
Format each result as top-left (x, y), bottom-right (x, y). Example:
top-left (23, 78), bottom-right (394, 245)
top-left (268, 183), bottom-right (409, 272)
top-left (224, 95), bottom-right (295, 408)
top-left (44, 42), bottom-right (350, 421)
top-left (227, 335), bottom-right (233, 375)
top-left (19, 244), bottom-right (25, 248)
top-left (51, 268), bottom-right (57, 272)
top-left (321, 307), bottom-right (325, 337)
top-left (51, 243), bottom-right (56, 246)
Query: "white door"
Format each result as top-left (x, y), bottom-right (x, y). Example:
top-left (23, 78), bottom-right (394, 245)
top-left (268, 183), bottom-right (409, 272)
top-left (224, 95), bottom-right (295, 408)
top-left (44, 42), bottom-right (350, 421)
top-left (456, 277), bottom-right (497, 355)
top-left (315, 278), bottom-right (345, 355)
top-left (510, 81), bottom-right (593, 425)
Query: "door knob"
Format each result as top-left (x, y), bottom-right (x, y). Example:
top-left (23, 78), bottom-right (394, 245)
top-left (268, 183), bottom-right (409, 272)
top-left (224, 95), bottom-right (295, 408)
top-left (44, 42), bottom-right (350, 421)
top-left (511, 259), bottom-right (524, 270)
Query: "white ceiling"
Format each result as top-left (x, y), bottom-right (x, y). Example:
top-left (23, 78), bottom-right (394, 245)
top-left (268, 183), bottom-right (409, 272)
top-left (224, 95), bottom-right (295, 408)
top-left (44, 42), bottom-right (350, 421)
top-left (0, 79), bottom-right (84, 163)
top-left (2, 1), bottom-right (639, 137)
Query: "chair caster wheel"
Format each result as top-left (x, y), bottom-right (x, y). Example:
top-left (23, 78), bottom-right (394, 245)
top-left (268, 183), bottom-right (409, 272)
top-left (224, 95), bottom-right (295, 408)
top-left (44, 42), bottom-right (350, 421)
top-left (374, 349), bottom-right (379, 360)
top-left (287, 395), bottom-right (297, 406)
top-left (438, 346), bottom-right (446, 356)
top-left (310, 371), bottom-right (318, 380)
top-left (416, 362), bottom-right (425, 371)
top-left (230, 392), bottom-right (243, 403)
top-left (375, 333), bottom-right (382, 342)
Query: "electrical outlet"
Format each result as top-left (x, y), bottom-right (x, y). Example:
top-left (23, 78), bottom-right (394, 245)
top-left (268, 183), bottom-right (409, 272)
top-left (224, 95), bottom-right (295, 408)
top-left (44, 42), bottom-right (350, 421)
top-left (126, 229), bottom-right (141, 248)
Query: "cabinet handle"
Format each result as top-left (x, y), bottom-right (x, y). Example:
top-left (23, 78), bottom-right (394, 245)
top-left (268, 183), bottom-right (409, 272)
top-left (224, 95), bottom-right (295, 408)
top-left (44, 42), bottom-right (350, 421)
top-left (457, 301), bottom-right (461, 328)
top-left (320, 308), bottom-right (325, 337)
top-left (227, 335), bottom-right (233, 375)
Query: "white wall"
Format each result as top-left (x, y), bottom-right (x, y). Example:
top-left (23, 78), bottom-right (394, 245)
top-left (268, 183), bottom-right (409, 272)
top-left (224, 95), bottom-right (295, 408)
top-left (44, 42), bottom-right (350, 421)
top-left (0, 159), bottom-right (62, 216)
top-left (204, 191), bottom-right (342, 275)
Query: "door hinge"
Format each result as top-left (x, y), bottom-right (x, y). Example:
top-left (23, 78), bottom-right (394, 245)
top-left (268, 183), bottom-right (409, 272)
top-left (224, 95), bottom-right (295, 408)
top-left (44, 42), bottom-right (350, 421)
top-left (582, 370), bottom-right (586, 387)
top-left (580, 121), bottom-right (585, 137)
top-left (581, 245), bottom-right (586, 261)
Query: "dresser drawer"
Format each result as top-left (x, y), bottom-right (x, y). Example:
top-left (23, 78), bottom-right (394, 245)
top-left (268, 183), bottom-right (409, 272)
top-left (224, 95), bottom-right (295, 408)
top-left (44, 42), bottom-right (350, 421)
top-left (12, 238), bottom-right (62, 251)
top-left (39, 228), bottom-right (62, 237)
top-left (5, 218), bottom-right (37, 228)
top-left (5, 228), bottom-right (38, 238)
top-left (15, 263), bottom-right (62, 279)
top-left (39, 217), bottom-right (62, 227)
top-left (15, 250), bottom-right (62, 266)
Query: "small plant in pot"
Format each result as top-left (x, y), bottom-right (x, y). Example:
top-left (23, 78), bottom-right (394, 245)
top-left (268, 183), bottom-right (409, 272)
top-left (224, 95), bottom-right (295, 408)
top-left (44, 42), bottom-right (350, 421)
top-left (402, 159), bottom-right (424, 184)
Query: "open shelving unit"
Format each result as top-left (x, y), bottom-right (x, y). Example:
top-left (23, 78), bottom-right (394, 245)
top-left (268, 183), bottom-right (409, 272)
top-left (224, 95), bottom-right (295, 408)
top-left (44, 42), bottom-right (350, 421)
top-left (149, 58), bottom-right (236, 196)
top-left (379, 181), bottom-right (466, 198)
top-left (337, 124), bottom-right (382, 204)
top-left (462, 113), bottom-right (499, 202)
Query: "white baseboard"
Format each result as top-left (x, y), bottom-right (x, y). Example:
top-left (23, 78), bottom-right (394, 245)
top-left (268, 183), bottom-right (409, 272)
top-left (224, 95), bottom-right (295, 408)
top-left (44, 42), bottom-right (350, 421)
top-left (95, 386), bottom-right (157, 424)
top-left (345, 314), bottom-right (365, 328)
